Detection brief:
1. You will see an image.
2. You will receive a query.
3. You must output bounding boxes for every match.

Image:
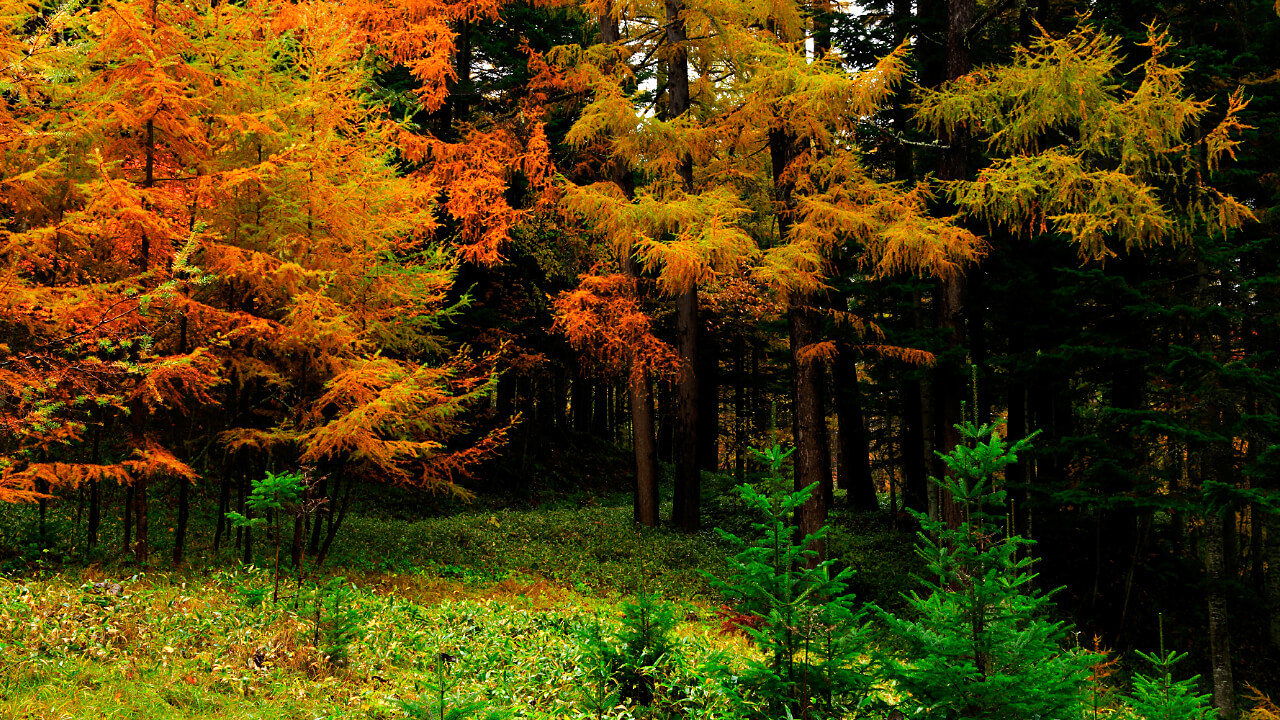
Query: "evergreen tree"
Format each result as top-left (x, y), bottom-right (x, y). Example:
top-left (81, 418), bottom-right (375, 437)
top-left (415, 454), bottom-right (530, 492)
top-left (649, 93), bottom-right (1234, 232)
top-left (880, 419), bottom-right (1095, 720)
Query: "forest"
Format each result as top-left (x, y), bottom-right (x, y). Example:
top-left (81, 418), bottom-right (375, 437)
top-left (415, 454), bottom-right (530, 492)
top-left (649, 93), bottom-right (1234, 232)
top-left (1, 0), bottom-right (1279, 717)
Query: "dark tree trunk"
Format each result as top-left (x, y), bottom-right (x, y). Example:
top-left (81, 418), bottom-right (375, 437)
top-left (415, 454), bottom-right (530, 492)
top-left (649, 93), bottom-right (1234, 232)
top-left (572, 372), bottom-right (592, 433)
top-left (214, 460), bottom-right (231, 552)
top-left (734, 335), bottom-right (748, 480)
top-left (631, 367), bottom-right (661, 527)
top-left (601, 5), bottom-right (659, 525)
top-left (87, 415), bottom-right (102, 550)
top-left (928, 0), bottom-right (975, 530)
top-left (593, 382), bottom-right (610, 439)
top-left (310, 470), bottom-right (332, 555)
top-left (173, 477), bottom-right (188, 566)
top-left (666, 0), bottom-right (699, 533)
top-left (291, 515), bottom-right (305, 569)
top-left (123, 483), bottom-right (134, 555)
top-left (789, 303), bottom-right (830, 564)
top-left (835, 345), bottom-right (877, 512)
top-left (901, 377), bottom-right (929, 513)
top-left (317, 472), bottom-right (356, 566)
top-left (133, 477), bottom-right (148, 566)
top-left (697, 328), bottom-right (720, 471)
top-left (1204, 505), bottom-right (1236, 719)
top-left (1267, 510), bottom-right (1280, 652)
top-left (672, 287), bottom-right (700, 532)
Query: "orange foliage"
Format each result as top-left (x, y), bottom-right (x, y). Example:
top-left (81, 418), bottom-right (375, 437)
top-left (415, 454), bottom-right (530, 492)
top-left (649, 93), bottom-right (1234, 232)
top-left (553, 273), bottom-right (681, 377)
top-left (1, 0), bottom-right (520, 500)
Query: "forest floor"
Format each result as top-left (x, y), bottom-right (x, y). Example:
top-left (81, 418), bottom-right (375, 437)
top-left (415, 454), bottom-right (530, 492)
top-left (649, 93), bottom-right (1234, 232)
top-left (0, 485), bottom-right (920, 719)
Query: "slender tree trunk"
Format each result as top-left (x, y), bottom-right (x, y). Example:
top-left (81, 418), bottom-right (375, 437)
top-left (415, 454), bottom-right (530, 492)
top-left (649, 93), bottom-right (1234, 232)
top-left (901, 377), bottom-right (929, 513)
top-left (214, 460), bottom-right (230, 552)
top-left (666, 0), bottom-right (700, 533)
top-left (697, 328), bottom-right (720, 471)
top-left (600, 3), bottom-right (659, 526)
top-left (835, 345), bottom-right (877, 512)
top-left (929, 0), bottom-right (975, 530)
top-left (173, 477), bottom-right (188, 566)
top-left (573, 371), bottom-right (592, 433)
top-left (133, 476), bottom-right (148, 566)
top-left (310, 470), bottom-right (333, 555)
top-left (87, 415), bottom-right (102, 550)
top-left (1266, 510), bottom-right (1280, 652)
top-left (593, 382), bottom-right (611, 439)
top-left (291, 515), bottom-right (305, 569)
top-left (1204, 504), bottom-right (1236, 719)
top-left (631, 366), bottom-right (661, 527)
top-left (673, 287), bottom-right (700, 532)
top-left (734, 335), bottom-right (748, 480)
top-left (123, 483), bottom-right (133, 555)
top-left (317, 473), bottom-right (356, 566)
top-left (789, 303), bottom-right (830, 563)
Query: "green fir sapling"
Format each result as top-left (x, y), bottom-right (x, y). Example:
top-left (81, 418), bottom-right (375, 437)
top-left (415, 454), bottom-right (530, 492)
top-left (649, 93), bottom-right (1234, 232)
top-left (581, 591), bottom-right (684, 709)
top-left (1125, 615), bottom-right (1214, 720)
top-left (226, 469), bottom-right (305, 603)
top-left (878, 420), bottom-right (1095, 720)
top-left (710, 445), bottom-right (874, 719)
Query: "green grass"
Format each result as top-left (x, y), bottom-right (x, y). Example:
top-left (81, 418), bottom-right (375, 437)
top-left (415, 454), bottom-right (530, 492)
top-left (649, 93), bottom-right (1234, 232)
top-left (0, 569), bottom-right (754, 719)
top-left (0, 487), bottom-right (935, 719)
top-left (328, 505), bottom-right (730, 599)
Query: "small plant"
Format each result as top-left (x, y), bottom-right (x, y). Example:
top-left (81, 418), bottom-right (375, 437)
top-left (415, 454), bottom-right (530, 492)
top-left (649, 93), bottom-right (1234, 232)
top-left (311, 576), bottom-right (364, 667)
top-left (226, 469), bottom-right (305, 602)
top-left (581, 591), bottom-right (683, 709)
top-left (709, 445), bottom-right (873, 719)
top-left (878, 420), bottom-right (1094, 720)
top-left (399, 652), bottom-right (512, 720)
top-left (1125, 616), bottom-right (1213, 720)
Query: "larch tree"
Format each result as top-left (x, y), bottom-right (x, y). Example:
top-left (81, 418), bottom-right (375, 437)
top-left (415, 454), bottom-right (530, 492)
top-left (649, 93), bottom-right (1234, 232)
top-left (708, 7), bottom-right (983, 558)
top-left (1, 0), bottom-right (525, 563)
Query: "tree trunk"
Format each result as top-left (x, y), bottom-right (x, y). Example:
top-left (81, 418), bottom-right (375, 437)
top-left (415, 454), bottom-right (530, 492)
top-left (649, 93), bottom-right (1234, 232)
top-left (1266, 510), bottom-right (1280, 652)
top-left (789, 303), bottom-right (829, 564)
top-left (734, 335), bottom-right (748, 480)
top-left (173, 477), bottom-right (188, 566)
top-left (87, 415), bottom-right (102, 550)
top-left (673, 287), bottom-right (700, 532)
top-left (666, 0), bottom-right (699, 533)
top-left (123, 483), bottom-right (134, 555)
top-left (631, 366), bottom-right (661, 527)
top-left (572, 372), bottom-right (592, 433)
top-left (1204, 506), bottom-right (1236, 719)
top-left (133, 476), bottom-right (148, 566)
top-left (697, 328), bottom-right (720, 471)
top-left (601, 3), bottom-right (659, 526)
top-left (291, 515), bottom-right (305, 569)
top-left (835, 345), bottom-right (877, 512)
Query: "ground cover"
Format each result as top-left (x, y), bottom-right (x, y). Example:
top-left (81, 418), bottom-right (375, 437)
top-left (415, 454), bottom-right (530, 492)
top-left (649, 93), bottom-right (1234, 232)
top-left (0, 567), bottom-right (758, 719)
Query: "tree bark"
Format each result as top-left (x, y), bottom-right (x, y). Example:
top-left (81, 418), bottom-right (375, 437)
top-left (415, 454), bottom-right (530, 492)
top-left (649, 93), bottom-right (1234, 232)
top-left (1266, 510), bottom-right (1280, 652)
top-left (123, 483), bottom-right (133, 555)
top-left (789, 303), bottom-right (829, 563)
top-left (697, 328), bottom-right (720, 471)
top-left (835, 345), bottom-right (877, 512)
top-left (173, 477), bottom-right (188, 566)
top-left (133, 476), bottom-right (148, 566)
top-left (601, 3), bottom-right (660, 527)
top-left (1204, 506), bottom-right (1236, 719)
top-left (673, 287), bottom-right (700, 531)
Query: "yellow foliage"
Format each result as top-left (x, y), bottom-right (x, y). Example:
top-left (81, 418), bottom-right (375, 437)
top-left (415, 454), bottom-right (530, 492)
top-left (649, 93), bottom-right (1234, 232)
top-left (917, 21), bottom-right (1254, 257)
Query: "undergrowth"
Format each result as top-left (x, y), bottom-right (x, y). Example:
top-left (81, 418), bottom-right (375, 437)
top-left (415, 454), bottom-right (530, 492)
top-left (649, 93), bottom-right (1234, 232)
top-left (0, 568), bottom-right (753, 719)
